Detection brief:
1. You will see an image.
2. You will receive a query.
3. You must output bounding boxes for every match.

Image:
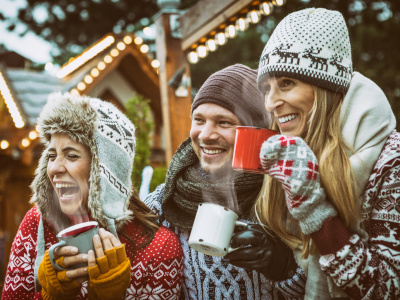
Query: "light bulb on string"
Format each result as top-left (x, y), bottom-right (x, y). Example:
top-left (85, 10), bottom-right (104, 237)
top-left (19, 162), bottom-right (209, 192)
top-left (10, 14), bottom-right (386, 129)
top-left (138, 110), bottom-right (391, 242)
top-left (272, 0), bottom-right (286, 6)
top-left (188, 51), bottom-right (199, 64)
top-left (206, 38), bottom-right (218, 52)
top-left (215, 32), bottom-right (227, 45)
top-left (225, 24), bottom-right (237, 39)
top-left (247, 9), bottom-right (261, 24)
top-left (260, 2), bottom-right (274, 15)
top-left (196, 44), bottom-right (208, 58)
top-left (235, 16), bottom-right (249, 32)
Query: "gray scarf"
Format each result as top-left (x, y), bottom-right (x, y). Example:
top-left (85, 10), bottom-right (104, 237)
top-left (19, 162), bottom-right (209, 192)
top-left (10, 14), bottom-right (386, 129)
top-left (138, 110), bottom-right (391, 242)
top-left (162, 138), bottom-right (264, 229)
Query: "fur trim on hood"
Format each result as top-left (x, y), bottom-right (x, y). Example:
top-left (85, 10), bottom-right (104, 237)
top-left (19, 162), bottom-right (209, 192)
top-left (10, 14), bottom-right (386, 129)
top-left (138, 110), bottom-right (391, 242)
top-left (30, 92), bottom-right (136, 232)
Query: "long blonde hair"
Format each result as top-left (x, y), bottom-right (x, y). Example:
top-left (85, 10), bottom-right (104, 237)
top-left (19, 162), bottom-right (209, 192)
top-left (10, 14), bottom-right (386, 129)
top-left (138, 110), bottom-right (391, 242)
top-left (255, 86), bottom-right (360, 257)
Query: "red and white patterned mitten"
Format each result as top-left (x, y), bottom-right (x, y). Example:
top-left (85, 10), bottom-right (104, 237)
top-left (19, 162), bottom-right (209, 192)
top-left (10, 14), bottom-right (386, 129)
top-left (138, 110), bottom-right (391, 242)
top-left (260, 135), bottom-right (337, 234)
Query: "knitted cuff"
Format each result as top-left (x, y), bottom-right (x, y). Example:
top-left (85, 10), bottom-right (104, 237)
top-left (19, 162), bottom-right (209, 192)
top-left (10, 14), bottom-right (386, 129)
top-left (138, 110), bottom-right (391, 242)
top-left (88, 244), bottom-right (130, 300)
top-left (310, 217), bottom-right (352, 255)
top-left (39, 251), bottom-right (80, 300)
top-left (292, 191), bottom-right (338, 235)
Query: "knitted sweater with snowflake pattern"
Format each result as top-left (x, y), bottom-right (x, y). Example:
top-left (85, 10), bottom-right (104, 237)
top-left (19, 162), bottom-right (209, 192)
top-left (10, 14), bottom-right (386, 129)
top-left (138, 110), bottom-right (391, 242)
top-left (310, 131), bottom-right (400, 299)
top-left (1, 206), bottom-right (184, 300)
top-left (144, 184), bottom-right (306, 300)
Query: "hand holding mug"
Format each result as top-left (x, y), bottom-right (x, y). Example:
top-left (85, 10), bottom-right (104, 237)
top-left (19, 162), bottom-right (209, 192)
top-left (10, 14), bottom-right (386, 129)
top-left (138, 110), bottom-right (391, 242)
top-left (260, 135), bottom-right (337, 234)
top-left (48, 221), bottom-right (99, 271)
top-left (226, 224), bottom-right (299, 281)
top-left (38, 243), bottom-right (89, 299)
top-left (87, 228), bottom-right (131, 300)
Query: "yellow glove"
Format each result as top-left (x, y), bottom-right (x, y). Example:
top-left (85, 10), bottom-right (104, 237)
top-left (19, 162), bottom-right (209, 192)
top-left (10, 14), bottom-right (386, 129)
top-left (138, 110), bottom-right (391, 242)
top-left (38, 251), bottom-right (81, 300)
top-left (88, 244), bottom-right (131, 300)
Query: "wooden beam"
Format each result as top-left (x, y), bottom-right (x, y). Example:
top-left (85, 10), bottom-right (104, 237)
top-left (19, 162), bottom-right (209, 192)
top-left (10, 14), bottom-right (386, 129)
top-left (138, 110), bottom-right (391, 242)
top-left (155, 12), bottom-right (192, 163)
top-left (179, 0), bottom-right (255, 51)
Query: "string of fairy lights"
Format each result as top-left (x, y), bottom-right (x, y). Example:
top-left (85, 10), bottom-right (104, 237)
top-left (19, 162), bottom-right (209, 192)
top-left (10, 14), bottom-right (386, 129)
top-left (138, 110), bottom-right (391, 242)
top-left (1, 0), bottom-right (286, 152)
top-left (187, 0), bottom-right (286, 64)
top-left (0, 29), bottom-right (160, 151)
top-left (56, 32), bottom-right (160, 96)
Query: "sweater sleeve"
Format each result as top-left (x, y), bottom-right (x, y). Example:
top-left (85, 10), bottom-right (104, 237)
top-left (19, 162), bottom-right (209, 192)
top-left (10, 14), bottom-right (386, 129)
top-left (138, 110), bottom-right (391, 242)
top-left (1, 208), bottom-right (42, 300)
top-left (142, 184), bottom-right (165, 218)
top-left (270, 267), bottom-right (307, 299)
top-left (139, 227), bottom-right (184, 299)
top-left (310, 133), bottom-right (400, 299)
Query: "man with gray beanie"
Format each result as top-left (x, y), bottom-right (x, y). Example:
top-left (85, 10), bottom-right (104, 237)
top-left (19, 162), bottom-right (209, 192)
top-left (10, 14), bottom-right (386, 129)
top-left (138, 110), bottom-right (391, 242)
top-left (144, 64), bottom-right (306, 299)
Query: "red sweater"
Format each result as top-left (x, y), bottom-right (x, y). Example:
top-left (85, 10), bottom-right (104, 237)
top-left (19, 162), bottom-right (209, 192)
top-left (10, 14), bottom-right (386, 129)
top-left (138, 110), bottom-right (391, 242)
top-left (2, 206), bottom-right (184, 299)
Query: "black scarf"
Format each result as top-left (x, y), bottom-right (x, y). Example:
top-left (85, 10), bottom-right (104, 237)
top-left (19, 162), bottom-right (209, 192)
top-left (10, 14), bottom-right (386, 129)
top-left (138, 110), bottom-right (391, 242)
top-left (162, 138), bottom-right (265, 229)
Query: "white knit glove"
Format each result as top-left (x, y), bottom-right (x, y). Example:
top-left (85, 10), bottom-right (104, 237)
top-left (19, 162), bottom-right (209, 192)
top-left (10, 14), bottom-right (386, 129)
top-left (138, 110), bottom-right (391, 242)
top-left (260, 135), bottom-right (337, 234)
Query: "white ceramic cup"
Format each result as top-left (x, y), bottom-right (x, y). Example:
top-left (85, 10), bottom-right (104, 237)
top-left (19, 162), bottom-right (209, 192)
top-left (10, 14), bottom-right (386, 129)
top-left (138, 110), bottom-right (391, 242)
top-left (189, 203), bottom-right (247, 257)
top-left (48, 221), bottom-right (99, 271)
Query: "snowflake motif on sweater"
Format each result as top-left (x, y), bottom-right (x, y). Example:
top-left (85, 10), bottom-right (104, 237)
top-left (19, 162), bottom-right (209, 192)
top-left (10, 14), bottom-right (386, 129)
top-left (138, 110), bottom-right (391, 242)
top-left (143, 185), bottom-right (306, 300)
top-left (315, 131), bottom-right (400, 299)
top-left (2, 207), bottom-right (184, 300)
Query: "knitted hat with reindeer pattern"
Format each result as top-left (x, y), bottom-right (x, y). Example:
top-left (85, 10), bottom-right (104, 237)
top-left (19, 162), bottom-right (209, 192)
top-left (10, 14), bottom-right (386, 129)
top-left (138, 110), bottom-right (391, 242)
top-left (257, 8), bottom-right (352, 94)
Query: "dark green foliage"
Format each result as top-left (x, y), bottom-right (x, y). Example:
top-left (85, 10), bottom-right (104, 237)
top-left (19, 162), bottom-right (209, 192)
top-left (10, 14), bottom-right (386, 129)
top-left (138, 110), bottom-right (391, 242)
top-left (124, 94), bottom-right (154, 190)
top-left (149, 166), bottom-right (168, 192)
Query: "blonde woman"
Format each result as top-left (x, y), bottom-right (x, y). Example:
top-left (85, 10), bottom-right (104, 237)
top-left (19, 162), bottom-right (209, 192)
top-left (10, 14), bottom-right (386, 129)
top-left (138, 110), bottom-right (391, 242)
top-left (253, 8), bottom-right (399, 300)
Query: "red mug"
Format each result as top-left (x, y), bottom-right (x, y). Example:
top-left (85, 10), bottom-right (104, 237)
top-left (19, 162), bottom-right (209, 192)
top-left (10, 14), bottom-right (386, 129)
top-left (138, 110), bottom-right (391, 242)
top-left (232, 126), bottom-right (278, 174)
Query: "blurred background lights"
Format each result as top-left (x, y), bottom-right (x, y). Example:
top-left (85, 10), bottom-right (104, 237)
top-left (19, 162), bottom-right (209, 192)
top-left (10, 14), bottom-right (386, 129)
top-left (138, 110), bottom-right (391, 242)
top-left (110, 49), bottom-right (119, 57)
top-left (188, 51), bottom-right (199, 64)
top-left (84, 75), bottom-right (93, 84)
top-left (1, 140), bottom-right (9, 150)
top-left (98, 62), bottom-right (106, 70)
top-left (77, 82), bottom-right (86, 90)
top-left (143, 27), bottom-right (153, 36)
top-left (0, 72), bottom-right (24, 128)
top-left (247, 9), bottom-right (261, 24)
top-left (21, 139), bottom-right (30, 147)
top-left (70, 89), bottom-right (80, 96)
top-left (206, 38), bottom-right (217, 52)
top-left (104, 55), bottom-right (113, 63)
top-left (57, 35), bottom-right (115, 78)
top-left (91, 68), bottom-right (100, 77)
top-left (117, 42), bottom-right (126, 50)
top-left (225, 24), bottom-right (237, 38)
top-left (134, 37), bottom-right (143, 45)
top-left (29, 131), bottom-right (38, 140)
top-left (187, 1), bottom-right (285, 64)
top-left (196, 44), bottom-right (208, 58)
top-left (215, 32), bottom-right (227, 45)
top-left (44, 62), bottom-right (53, 71)
top-left (140, 44), bottom-right (149, 53)
top-left (272, 0), bottom-right (286, 6)
top-left (123, 35), bottom-right (132, 44)
top-left (151, 59), bottom-right (160, 68)
top-left (236, 17), bottom-right (249, 31)
top-left (260, 2), bottom-right (274, 15)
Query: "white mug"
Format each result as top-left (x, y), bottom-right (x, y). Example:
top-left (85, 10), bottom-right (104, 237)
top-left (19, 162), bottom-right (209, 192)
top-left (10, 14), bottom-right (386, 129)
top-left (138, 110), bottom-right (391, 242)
top-left (189, 203), bottom-right (247, 257)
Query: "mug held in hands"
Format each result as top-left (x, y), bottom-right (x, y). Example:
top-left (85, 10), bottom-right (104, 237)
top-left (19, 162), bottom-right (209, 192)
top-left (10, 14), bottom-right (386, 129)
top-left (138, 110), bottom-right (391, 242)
top-left (189, 203), bottom-right (247, 257)
top-left (232, 126), bottom-right (278, 174)
top-left (48, 221), bottom-right (99, 271)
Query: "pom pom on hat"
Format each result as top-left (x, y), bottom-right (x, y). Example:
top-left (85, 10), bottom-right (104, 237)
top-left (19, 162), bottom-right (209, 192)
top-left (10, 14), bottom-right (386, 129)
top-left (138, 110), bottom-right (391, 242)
top-left (257, 8), bottom-right (352, 94)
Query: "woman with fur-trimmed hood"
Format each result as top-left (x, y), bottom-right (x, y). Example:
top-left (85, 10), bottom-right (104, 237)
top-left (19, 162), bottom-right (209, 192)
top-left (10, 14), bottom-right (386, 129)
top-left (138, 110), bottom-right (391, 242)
top-left (2, 93), bottom-right (184, 299)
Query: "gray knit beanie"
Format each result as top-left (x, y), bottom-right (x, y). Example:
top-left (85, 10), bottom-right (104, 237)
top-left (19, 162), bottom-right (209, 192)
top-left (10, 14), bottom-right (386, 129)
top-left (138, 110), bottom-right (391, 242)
top-left (191, 64), bottom-right (271, 128)
top-left (257, 8), bottom-right (352, 93)
top-left (32, 92), bottom-right (136, 234)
